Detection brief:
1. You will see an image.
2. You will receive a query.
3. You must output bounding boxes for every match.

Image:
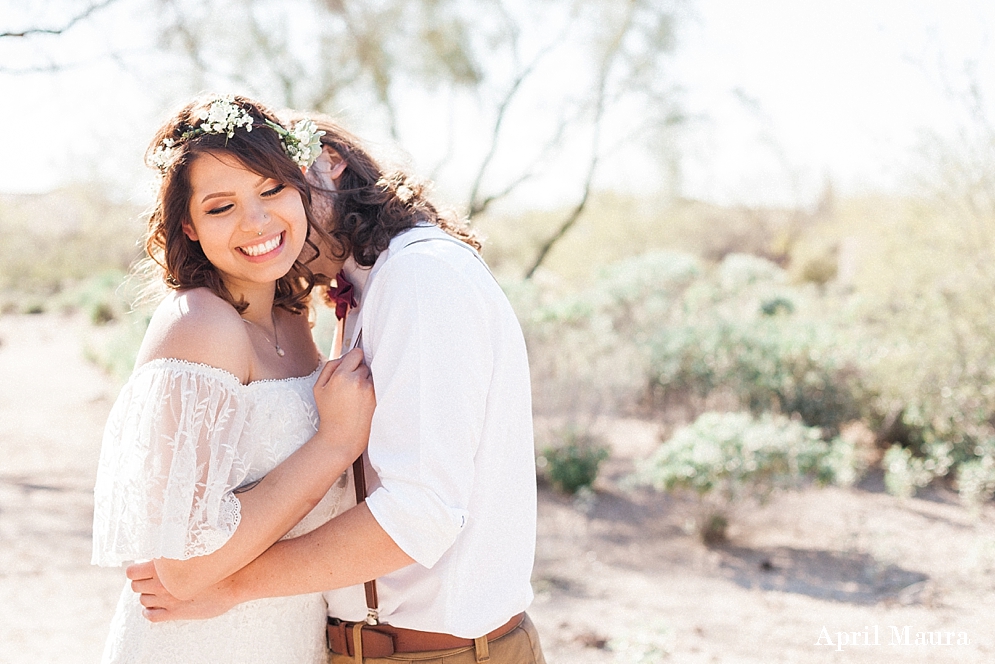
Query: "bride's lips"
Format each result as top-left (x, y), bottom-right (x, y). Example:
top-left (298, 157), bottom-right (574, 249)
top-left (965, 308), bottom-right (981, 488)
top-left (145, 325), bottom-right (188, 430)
top-left (237, 232), bottom-right (285, 261)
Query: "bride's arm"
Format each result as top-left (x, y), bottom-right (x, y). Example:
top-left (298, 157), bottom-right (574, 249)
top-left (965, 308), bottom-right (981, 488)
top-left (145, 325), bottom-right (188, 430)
top-left (152, 349), bottom-right (373, 601)
top-left (130, 295), bottom-right (374, 601)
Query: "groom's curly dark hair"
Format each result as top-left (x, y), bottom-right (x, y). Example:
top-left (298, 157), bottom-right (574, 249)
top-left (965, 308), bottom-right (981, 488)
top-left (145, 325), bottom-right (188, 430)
top-left (288, 113), bottom-right (481, 267)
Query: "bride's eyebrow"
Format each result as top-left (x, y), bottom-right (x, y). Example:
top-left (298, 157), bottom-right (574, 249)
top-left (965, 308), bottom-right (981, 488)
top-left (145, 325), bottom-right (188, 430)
top-left (200, 176), bottom-right (268, 203)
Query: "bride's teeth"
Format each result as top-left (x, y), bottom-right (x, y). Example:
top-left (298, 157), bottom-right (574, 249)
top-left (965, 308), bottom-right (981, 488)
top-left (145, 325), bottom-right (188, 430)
top-left (241, 235), bottom-right (281, 256)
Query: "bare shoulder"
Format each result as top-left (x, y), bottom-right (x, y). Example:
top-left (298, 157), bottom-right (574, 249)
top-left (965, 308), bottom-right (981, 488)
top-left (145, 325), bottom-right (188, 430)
top-left (134, 288), bottom-right (252, 382)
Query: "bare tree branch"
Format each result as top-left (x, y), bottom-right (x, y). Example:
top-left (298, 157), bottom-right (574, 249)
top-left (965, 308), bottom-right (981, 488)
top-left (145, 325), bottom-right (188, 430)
top-left (429, 88), bottom-right (460, 183)
top-left (524, 0), bottom-right (638, 279)
top-left (158, 0), bottom-right (211, 87)
top-left (469, 111), bottom-right (574, 217)
top-left (466, 30), bottom-right (569, 218)
top-left (330, 3), bottom-right (401, 140)
top-left (0, 45), bottom-right (149, 75)
top-left (0, 0), bottom-right (119, 38)
top-left (243, 4), bottom-right (306, 107)
top-left (524, 113), bottom-right (604, 280)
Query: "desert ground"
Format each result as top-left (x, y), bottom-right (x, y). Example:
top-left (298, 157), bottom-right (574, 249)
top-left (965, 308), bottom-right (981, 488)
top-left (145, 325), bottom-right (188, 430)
top-left (1, 313), bottom-right (993, 663)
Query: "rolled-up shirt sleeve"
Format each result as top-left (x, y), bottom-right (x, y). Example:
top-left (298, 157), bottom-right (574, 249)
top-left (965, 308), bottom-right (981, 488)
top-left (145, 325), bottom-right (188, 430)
top-left (362, 249), bottom-right (494, 568)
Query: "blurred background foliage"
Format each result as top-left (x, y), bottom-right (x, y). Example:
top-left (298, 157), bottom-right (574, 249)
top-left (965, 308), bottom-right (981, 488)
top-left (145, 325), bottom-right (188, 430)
top-left (4, 0), bottom-right (995, 511)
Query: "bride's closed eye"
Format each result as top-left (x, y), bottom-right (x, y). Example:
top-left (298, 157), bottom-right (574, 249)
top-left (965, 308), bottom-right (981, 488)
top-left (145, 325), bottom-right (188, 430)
top-left (204, 184), bottom-right (283, 215)
top-left (206, 203), bottom-right (233, 215)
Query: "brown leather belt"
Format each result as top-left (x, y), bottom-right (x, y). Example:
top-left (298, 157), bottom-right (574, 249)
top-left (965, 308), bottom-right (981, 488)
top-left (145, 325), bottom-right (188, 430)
top-left (327, 612), bottom-right (525, 659)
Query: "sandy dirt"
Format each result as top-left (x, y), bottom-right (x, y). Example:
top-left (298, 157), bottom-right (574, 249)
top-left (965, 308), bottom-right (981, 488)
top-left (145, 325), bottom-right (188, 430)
top-left (1, 313), bottom-right (994, 663)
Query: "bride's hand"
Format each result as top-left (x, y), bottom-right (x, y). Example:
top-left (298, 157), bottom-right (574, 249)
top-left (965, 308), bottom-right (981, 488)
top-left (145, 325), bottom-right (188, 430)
top-left (127, 561), bottom-right (236, 622)
top-left (313, 347), bottom-right (375, 460)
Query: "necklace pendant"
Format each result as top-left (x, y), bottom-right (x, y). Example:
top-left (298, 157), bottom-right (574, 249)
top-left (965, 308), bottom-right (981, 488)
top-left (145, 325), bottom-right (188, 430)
top-left (275, 346), bottom-right (285, 357)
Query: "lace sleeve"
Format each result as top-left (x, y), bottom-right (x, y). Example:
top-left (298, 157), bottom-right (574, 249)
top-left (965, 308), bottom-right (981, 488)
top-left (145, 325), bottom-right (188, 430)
top-left (91, 360), bottom-right (251, 567)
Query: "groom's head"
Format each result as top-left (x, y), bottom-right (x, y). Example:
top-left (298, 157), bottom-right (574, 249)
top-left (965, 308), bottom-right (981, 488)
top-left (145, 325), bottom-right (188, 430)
top-left (285, 112), bottom-right (479, 282)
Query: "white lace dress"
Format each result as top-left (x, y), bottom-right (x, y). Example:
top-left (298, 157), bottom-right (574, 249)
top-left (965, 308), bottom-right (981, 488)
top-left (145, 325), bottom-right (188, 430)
top-left (92, 359), bottom-right (352, 664)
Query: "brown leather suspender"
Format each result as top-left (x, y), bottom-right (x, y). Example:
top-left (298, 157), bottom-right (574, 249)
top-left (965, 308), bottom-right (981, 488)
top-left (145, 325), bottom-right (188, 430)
top-left (336, 293), bottom-right (380, 625)
top-left (351, 455), bottom-right (380, 624)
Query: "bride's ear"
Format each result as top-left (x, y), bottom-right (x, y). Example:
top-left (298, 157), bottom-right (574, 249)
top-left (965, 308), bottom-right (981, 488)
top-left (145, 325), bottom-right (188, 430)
top-left (181, 219), bottom-right (199, 242)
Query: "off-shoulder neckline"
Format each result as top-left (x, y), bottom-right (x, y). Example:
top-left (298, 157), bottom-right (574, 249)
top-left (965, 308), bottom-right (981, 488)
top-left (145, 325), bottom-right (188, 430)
top-left (132, 357), bottom-right (323, 388)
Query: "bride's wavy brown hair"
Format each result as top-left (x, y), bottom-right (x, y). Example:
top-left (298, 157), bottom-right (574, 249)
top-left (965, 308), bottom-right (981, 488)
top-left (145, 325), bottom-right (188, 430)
top-left (140, 94), bottom-right (324, 314)
top-left (286, 112), bottom-right (480, 267)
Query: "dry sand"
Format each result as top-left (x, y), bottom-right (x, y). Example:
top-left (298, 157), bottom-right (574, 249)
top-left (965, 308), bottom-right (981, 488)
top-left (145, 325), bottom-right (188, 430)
top-left (1, 313), bottom-right (993, 663)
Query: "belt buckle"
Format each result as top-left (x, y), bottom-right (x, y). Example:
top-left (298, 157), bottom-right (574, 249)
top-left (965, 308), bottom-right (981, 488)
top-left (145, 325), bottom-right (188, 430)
top-left (327, 618), bottom-right (396, 658)
top-left (326, 618), bottom-right (347, 655)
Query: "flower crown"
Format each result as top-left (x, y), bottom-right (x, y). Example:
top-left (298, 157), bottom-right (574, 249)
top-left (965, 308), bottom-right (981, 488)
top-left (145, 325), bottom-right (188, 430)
top-left (150, 96), bottom-right (325, 172)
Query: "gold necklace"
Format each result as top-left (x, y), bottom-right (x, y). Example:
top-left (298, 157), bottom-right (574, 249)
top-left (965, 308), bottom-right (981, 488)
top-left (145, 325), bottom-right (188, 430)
top-left (242, 309), bottom-right (285, 357)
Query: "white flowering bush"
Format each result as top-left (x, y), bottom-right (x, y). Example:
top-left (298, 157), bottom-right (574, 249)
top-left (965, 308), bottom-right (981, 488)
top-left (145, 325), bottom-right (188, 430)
top-left (956, 439), bottom-right (995, 509)
top-left (882, 444), bottom-right (948, 499)
top-left (638, 412), bottom-right (859, 503)
top-left (637, 411), bottom-right (861, 541)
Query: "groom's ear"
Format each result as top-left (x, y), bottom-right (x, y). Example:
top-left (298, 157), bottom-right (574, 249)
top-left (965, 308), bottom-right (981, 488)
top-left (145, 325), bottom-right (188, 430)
top-left (322, 146), bottom-right (348, 185)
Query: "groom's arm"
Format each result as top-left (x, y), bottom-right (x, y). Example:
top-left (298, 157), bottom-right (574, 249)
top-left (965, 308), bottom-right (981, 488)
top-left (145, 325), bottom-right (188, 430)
top-left (130, 502), bottom-right (414, 621)
top-left (227, 503), bottom-right (415, 599)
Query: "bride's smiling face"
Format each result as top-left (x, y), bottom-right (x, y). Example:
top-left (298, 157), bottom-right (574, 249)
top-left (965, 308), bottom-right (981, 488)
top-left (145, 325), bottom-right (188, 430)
top-left (183, 151), bottom-right (308, 293)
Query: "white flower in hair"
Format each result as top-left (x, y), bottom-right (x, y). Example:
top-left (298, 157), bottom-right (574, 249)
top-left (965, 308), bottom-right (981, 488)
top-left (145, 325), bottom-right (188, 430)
top-left (149, 96), bottom-right (324, 173)
top-left (265, 117), bottom-right (326, 170)
top-left (149, 138), bottom-right (176, 171)
top-left (192, 96), bottom-right (254, 138)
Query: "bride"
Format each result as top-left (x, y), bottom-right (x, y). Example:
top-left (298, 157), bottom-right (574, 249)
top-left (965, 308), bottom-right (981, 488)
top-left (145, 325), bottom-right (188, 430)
top-left (91, 94), bottom-right (374, 663)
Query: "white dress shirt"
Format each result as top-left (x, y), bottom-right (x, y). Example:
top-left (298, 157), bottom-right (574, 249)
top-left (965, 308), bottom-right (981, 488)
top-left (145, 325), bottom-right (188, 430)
top-left (322, 226), bottom-right (537, 638)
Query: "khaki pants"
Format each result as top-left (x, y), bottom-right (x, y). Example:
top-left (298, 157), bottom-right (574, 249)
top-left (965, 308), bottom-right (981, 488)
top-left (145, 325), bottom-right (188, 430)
top-left (328, 613), bottom-right (546, 664)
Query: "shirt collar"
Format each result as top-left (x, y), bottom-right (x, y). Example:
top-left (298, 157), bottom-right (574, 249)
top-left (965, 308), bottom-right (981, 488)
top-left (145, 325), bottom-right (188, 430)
top-left (342, 224), bottom-right (444, 309)
top-left (341, 256), bottom-right (371, 305)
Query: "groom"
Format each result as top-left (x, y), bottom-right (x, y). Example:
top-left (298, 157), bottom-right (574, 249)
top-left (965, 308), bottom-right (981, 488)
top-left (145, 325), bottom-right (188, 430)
top-left (128, 117), bottom-right (546, 664)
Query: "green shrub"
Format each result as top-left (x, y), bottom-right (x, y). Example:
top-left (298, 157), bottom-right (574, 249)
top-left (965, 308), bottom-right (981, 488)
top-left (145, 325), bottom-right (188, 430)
top-left (955, 437), bottom-right (995, 509)
top-left (515, 251), bottom-right (869, 430)
top-left (647, 317), bottom-right (865, 433)
top-left (882, 445), bottom-right (936, 498)
top-left (638, 411), bottom-right (859, 504)
top-left (867, 283), bottom-right (995, 499)
top-left (539, 429), bottom-right (610, 495)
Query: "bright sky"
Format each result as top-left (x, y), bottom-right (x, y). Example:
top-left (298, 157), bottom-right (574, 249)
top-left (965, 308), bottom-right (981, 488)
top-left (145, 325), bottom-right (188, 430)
top-left (1, 0), bottom-right (994, 208)
top-left (670, 0), bottom-right (995, 206)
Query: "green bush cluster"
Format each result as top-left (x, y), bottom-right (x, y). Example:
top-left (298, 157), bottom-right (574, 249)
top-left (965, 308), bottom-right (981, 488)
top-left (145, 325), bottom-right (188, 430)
top-left (857, 263), bottom-right (995, 503)
top-left (638, 411), bottom-right (859, 502)
top-left (539, 429), bottom-right (611, 495)
top-left (514, 251), bottom-right (869, 504)
top-left (644, 255), bottom-right (866, 434)
top-left (520, 251), bottom-right (868, 431)
top-left (57, 270), bottom-right (136, 325)
top-left (647, 320), bottom-right (864, 434)
top-left (516, 245), bottom-right (995, 506)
